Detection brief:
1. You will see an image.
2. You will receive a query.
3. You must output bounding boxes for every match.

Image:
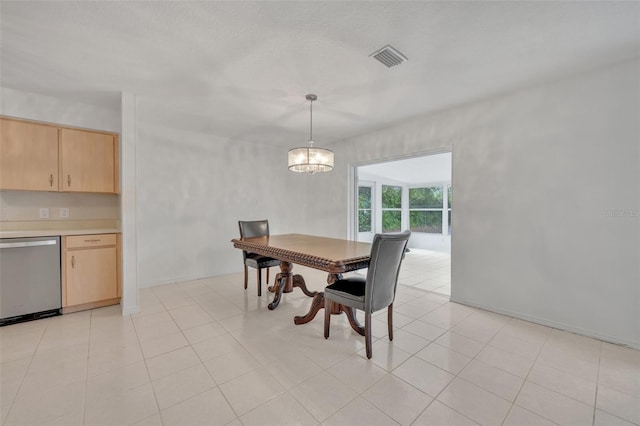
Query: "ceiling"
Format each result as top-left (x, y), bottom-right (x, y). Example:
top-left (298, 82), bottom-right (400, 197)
top-left (1, 1), bottom-right (638, 148)
top-left (359, 152), bottom-right (451, 185)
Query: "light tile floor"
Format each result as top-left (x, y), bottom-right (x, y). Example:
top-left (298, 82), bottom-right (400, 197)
top-left (1, 266), bottom-right (639, 426)
top-left (400, 248), bottom-right (451, 297)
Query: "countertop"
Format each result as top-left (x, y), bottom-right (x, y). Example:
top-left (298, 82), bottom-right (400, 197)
top-left (0, 220), bottom-right (120, 239)
top-left (0, 228), bottom-right (120, 239)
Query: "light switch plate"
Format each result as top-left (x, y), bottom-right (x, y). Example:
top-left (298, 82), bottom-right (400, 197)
top-left (59, 208), bottom-right (69, 218)
top-left (39, 208), bottom-right (50, 219)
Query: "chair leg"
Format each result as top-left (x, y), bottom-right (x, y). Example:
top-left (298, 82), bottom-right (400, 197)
top-left (257, 269), bottom-right (262, 297)
top-left (388, 303), bottom-right (394, 341)
top-left (365, 312), bottom-right (372, 359)
top-left (324, 297), bottom-right (331, 339)
top-left (266, 268), bottom-right (270, 286)
top-left (243, 265), bottom-right (248, 290)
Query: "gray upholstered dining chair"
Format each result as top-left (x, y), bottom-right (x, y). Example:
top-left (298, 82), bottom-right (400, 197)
top-left (324, 230), bottom-right (411, 359)
top-left (238, 220), bottom-right (280, 297)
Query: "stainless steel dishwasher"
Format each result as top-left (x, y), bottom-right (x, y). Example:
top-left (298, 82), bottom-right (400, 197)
top-left (0, 236), bottom-right (62, 326)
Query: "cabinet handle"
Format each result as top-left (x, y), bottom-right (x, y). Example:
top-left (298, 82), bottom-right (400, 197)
top-left (67, 174), bottom-right (71, 187)
top-left (84, 239), bottom-right (101, 243)
top-left (49, 174), bottom-right (54, 187)
top-left (71, 255), bottom-right (75, 268)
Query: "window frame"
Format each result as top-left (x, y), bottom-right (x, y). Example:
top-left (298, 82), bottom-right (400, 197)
top-left (357, 183), bottom-right (374, 234)
top-left (408, 182), bottom-right (451, 235)
top-left (381, 184), bottom-right (403, 233)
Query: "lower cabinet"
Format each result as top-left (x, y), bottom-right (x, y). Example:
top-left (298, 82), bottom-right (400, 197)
top-left (62, 233), bottom-right (120, 313)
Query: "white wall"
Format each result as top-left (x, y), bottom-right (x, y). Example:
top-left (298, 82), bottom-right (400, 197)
top-left (309, 60), bottom-right (640, 348)
top-left (3, 60), bottom-right (638, 348)
top-left (134, 115), bottom-right (309, 287)
top-left (0, 88), bottom-right (122, 224)
top-left (0, 87), bottom-right (135, 311)
top-left (0, 87), bottom-right (309, 303)
top-left (0, 88), bottom-right (121, 132)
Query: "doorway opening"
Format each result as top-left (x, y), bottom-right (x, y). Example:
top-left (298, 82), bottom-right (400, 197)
top-left (353, 152), bottom-right (452, 296)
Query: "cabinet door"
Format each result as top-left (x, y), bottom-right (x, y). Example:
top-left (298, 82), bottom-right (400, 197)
top-left (60, 128), bottom-right (118, 193)
top-left (0, 118), bottom-right (59, 191)
top-left (65, 246), bottom-right (118, 307)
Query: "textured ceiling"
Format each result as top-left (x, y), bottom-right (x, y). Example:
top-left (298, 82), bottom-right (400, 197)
top-left (1, 1), bottom-right (638, 148)
top-left (359, 152), bottom-right (452, 185)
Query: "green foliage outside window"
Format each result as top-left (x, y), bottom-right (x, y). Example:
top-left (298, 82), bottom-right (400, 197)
top-left (382, 211), bottom-right (402, 232)
top-left (358, 187), bottom-right (371, 209)
top-left (410, 211), bottom-right (442, 233)
top-left (409, 187), bottom-right (442, 208)
top-left (358, 186), bottom-right (372, 232)
top-left (381, 185), bottom-right (401, 208)
top-left (358, 210), bottom-right (372, 232)
top-left (382, 185), bottom-right (402, 232)
top-left (409, 186), bottom-right (447, 233)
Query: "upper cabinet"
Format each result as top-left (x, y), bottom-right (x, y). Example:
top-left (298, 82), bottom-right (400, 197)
top-left (0, 118), bottom-right (59, 191)
top-left (60, 128), bottom-right (118, 193)
top-left (0, 117), bottom-right (119, 194)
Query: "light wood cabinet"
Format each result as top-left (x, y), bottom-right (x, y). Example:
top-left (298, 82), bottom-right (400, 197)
top-left (62, 233), bottom-right (121, 313)
top-left (0, 117), bottom-right (119, 194)
top-left (60, 128), bottom-right (118, 193)
top-left (0, 118), bottom-right (59, 191)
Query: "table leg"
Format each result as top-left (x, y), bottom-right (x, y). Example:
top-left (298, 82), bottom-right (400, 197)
top-left (294, 292), bottom-right (324, 324)
top-left (267, 275), bottom-right (287, 311)
top-left (267, 261), bottom-right (317, 310)
top-left (293, 292), bottom-right (364, 335)
top-left (293, 273), bottom-right (365, 336)
top-left (339, 305), bottom-right (365, 336)
top-left (292, 274), bottom-right (317, 297)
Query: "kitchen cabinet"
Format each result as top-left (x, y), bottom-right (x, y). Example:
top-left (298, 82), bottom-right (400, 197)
top-left (0, 117), bottom-right (119, 193)
top-left (62, 233), bottom-right (120, 313)
top-left (0, 118), bottom-right (59, 191)
top-left (60, 128), bottom-right (119, 193)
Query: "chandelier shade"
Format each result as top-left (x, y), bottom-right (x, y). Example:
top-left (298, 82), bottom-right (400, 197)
top-left (288, 94), bottom-right (334, 173)
top-left (288, 146), bottom-right (334, 173)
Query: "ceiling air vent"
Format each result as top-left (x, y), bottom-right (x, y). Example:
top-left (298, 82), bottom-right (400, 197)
top-left (370, 45), bottom-right (408, 68)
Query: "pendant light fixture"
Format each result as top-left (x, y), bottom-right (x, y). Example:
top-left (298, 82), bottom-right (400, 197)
top-left (288, 94), bottom-right (334, 173)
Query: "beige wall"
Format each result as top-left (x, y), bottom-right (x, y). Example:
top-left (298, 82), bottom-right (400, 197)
top-left (0, 88), bottom-right (122, 229)
top-left (0, 191), bottom-right (119, 222)
top-left (310, 60), bottom-right (640, 348)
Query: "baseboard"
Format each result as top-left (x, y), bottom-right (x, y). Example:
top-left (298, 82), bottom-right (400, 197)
top-left (450, 296), bottom-right (640, 350)
top-left (62, 298), bottom-right (120, 314)
top-left (121, 303), bottom-right (140, 316)
top-left (139, 270), bottom-right (243, 288)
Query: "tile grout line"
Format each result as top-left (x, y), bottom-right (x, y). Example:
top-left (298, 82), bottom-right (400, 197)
top-left (501, 325), bottom-right (555, 426)
top-left (81, 312), bottom-right (93, 426)
top-left (189, 292), bottom-right (245, 423)
top-left (592, 340), bottom-right (603, 426)
top-left (1, 325), bottom-right (46, 426)
top-left (391, 316), bottom-right (480, 425)
top-left (130, 297), bottom-right (165, 426)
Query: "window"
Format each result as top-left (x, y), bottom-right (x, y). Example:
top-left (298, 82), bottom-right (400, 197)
top-left (358, 185), bottom-right (373, 232)
top-left (409, 186), bottom-right (443, 233)
top-left (381, 185), bottom-right (402, 232)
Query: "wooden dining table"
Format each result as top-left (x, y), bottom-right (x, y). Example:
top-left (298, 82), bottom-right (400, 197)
top-left (231, 233), bottom-right (371, 335)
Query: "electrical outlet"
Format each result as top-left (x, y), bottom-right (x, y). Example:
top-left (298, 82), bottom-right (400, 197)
top-left (39, 208), bottom-right (50, 219)
top-left (59, 208), bottom-right (69, 218)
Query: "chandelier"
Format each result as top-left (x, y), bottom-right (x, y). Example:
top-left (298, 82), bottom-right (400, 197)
top-left (288, 94), bottom-right (334, 173)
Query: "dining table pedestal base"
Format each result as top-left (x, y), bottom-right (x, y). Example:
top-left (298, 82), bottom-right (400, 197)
top-left (294, 292), bottom-right (365, 336)
top-left (293, 273), bottom-right (366, 337)
top-left (267, 261), bottom-right (317, 310)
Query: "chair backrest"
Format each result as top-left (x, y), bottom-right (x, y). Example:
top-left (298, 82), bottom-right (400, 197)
top-left (365, 230), bottom-right (411, 313)
top-left (238, 220), bottom-right (270, 239)
top-left (238, 220), bottom-right (270, 260)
